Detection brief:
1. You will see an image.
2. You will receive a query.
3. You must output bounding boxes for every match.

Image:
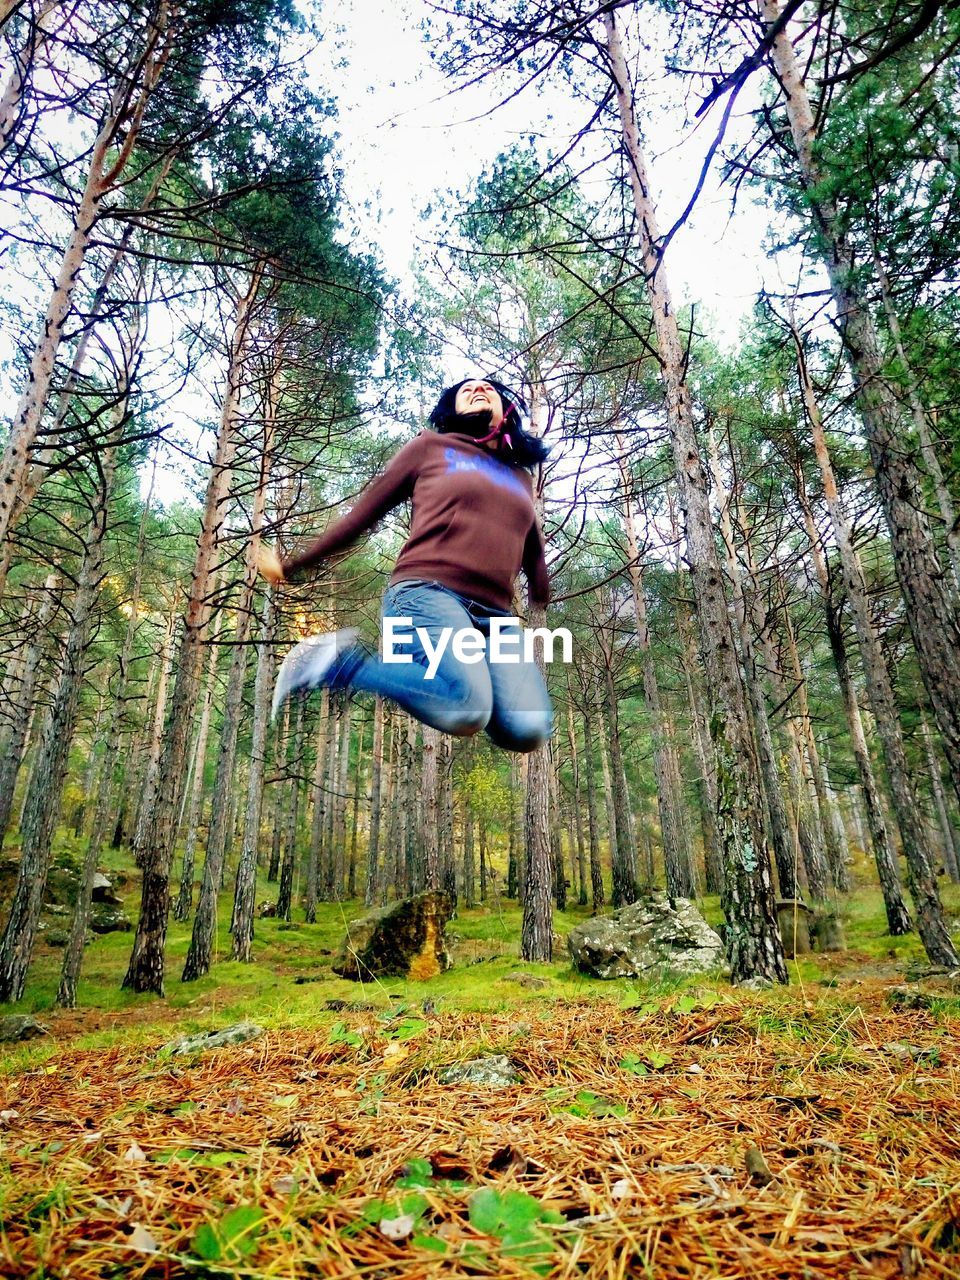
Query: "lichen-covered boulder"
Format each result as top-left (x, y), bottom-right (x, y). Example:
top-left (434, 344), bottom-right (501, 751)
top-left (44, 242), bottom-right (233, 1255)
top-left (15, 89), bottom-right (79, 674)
top-left (568, 893), bottom-right (724, 979)
top-left (0, 1015), bottom-right (49, 1043)
top-left (439, 1054), bottom-right (521, 1088)
top-left (90, 905), bottom-right (132, 933)
top-left (333, 891), bottom-right (454, 981)
top-left (161, 1022), bottom-right (264, 1057)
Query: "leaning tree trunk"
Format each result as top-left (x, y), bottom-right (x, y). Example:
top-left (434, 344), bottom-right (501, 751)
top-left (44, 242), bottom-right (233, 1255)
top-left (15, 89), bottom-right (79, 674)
top-left (231, 589), bottom-right (275, 961)
top-left (616, 439), bottom-right (693, 895)
top-left (795, 468), bottom-right (912, 932)
top-left (364, 696), bottom-right (385, 905)
top-left (710, 429), bottom-right (800, 901)
top-left (172, 617), bottom-right (221, 921)
top-left (789, 323), bottom-right (956, 964)
top-left (920, 712), bottom-right (960, 882)
top-left (580, 695), bottom-right (605, 911)
top-left (277, 697), bottom-right (305, 922)
top-left (521, 602), bottom-right (553, 960)
top-left (0, 572), bottom-right (59, 842)
top-left (123, 263), bottom-right (262, 995)
top-left (565, 699), bottom-right (588, 906)
top-left (763, 0), bottom-right (960, 809)
top-left (606, 9), bottom-right (785, 982)
top-left (0, 2), bottom-right (173, 558)
top-left (0, 0), bottom-right (57, 153)
top-left (0, 450), bottom-right (115, 1003)
top-left (182, 375), bottom-right (275, 980)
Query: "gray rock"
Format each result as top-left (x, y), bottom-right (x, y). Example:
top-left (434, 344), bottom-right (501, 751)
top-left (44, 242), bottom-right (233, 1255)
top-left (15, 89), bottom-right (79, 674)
top-left (90, 906), bottom-right (132, 934)
top-left (161, 1022), bottom-right (265, 1057)
top-left (333, 891), bottom-right (454, 981)
top-left (91, 872), bottom-right (122, 906)
top-left (568, 893), bottom-right (724, 980)
top-left (439, 1054), bottom-right (521, 1088)
top-left (502, 971), bottom-right (550, 990)
top-left (0, 1015), bottom-right (49, 1043)
top-left (738, 975), bottom-right (774, 991)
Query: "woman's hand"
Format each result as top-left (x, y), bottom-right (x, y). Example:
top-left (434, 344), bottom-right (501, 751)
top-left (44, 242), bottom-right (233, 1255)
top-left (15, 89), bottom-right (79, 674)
top-left (256, 544), bottom-right (286, 586)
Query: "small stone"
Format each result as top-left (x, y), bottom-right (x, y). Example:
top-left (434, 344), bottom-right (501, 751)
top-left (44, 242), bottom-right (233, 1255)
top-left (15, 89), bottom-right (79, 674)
top-left (738, 976), bottom-right (774, 991)
top-left (502, 971), bottom-right (550, 990)
top-left (885, 988), bottom-right (933, 1011)
top-left (122, 1141), bottom-right (146, 1162)
top-left (0, 1015), bottom-right (48, 1043)
top-left (160, 1022), bottom-right (264, 1057)
top-left (686, 1063), bottom-right (703, 1075)
top-left (438, 1054), bottom-right (522, 1089)
top-left (0, 1109), bottom-right (20, 1125)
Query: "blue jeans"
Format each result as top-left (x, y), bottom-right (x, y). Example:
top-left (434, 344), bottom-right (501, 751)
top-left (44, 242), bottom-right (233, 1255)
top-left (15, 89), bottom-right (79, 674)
top-left (329, 579), bottom-right (553, 753)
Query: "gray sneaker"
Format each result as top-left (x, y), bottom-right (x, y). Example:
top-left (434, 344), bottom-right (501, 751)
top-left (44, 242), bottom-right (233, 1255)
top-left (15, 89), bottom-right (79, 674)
top-left (271, 627), bottom-right (359, 722)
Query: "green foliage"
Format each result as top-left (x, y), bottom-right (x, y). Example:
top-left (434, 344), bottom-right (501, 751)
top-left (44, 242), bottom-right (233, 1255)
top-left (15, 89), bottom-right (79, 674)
top-left (192, 1204), bottom-right (265, 1264)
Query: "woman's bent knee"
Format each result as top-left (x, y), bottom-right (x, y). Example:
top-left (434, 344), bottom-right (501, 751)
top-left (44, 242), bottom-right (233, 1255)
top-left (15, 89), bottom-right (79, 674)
top-left (486, 708), bottom-right (553, 753)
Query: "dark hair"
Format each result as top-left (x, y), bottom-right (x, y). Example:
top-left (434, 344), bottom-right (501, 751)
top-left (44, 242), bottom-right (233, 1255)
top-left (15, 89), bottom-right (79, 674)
top-left (428, 378), bottom-right (550, 468)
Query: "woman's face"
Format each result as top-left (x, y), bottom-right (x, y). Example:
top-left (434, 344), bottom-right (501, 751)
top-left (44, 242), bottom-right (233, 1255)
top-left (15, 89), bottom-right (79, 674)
top-left (454, 380), bottom-right (504, 429)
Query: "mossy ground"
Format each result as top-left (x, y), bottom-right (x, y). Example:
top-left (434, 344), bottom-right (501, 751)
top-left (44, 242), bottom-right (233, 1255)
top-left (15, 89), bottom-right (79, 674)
top-left (1, 843), bottom-right (959, 1276)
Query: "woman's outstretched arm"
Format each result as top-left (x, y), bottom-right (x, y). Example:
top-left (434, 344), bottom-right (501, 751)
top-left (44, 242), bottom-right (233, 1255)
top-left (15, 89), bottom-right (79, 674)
top-left (279, 435), bottom-right (425, 580)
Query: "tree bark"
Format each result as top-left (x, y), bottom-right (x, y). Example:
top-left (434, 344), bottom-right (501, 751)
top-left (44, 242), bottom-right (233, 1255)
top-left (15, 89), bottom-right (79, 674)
top-left (0, 2), bottom-right (174, 553)
top-left (763, 0), bottom-right (960, 809)
top-left (0, 450), bottom-right (115, 1002)
top-left (521, 612), bottom-right (553, 958)
top-left (581, 695), bottom-right (605, 911)
top-left (122, 262), bottom-right (262, 995)
top-left (0, 572), bottom-right (59, 842)
top-left (606, 9), bottom-right (785, 982)
top-left (364, 696), bottom-right (385, 905)
top-left (231, 588), bottom-right (275, 960)
top-left (789, 321), bottom-right (954, 962)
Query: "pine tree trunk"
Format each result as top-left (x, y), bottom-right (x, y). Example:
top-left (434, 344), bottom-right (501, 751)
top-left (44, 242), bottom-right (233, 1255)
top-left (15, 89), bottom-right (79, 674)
top-left (231, 589), bottom-right (276, 960)
top-left (710, 431), bottom-right (799, 901)
top-left (422, 724), bottom-right (441, 889)
top-left (521, 601), bottom-right (553, 959)
top-left (348, 717), bottom-right (365, 899)
top-left (277, 698), bottom-right (305, 922)
top-left (182, 386), bottom-right (274, 979)
top-left (173, 623), bottom-right (221, 922)
top-left (0, 3), bottom-right (173, 554)
top-left (606, 9), bottom-right (785, 982)
top-left (363, 697), bottom-right (385, 905)
top-left (581, 697), bottom-right (605, 911)
top-left (921, 713), bottom-right (960, 882)
top-left (565, 700), bottom-right (588, 906)
top-left (333, 697), bottom-right (351, 897)
top-left (0, 573), bottom-right (59, 842)
top-left (599, 627), bottom-right (639, 906)
top-left (764, 0), bottom-right (960, 809)
top-left (677, 602), bottom-right (722, 895)
top-left (0, 451), bottom-right (115, 1002)
top-left (0, 0), bottom-right (57, 152)
top-left (616, 440), bottom-right (693, 895)
top-left (789, 321), bottom-right (955, 962)
top-left (122, 263), bottom-right (262, 995)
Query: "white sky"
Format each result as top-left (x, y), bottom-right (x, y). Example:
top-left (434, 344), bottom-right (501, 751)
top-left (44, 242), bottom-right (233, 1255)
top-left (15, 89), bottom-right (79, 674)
top-left (313, 0), bottom-right (777, 353)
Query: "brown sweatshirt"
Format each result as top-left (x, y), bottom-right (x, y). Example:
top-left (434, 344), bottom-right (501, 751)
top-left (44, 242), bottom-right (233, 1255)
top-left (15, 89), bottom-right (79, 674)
top-left (282, 430), bottom-right (550, 612)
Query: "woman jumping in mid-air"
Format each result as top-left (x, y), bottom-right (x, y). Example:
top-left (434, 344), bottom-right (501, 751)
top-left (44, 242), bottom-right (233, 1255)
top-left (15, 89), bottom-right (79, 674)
top-left (257, 377), bottom-right (553, 753)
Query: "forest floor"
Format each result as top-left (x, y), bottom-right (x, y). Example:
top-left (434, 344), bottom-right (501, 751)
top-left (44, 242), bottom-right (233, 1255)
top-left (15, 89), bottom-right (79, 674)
top-left (1, 856), bottom-right (959, 1278)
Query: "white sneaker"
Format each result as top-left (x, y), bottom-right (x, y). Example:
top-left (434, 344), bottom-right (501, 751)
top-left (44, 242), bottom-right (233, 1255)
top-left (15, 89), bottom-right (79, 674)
top-left (271, 627), bottom-right (359, 722)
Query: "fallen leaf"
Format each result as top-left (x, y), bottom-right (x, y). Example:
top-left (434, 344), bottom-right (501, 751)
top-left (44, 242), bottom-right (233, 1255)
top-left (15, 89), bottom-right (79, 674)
top-left (272, 1175), bottom-right (297, 1195)
top-left (745, 1145), bottom-right (774, 1186)
top-left (611, 1178), bottom-right (633, 1200)
top-left (123, 1141), bottom-right (146, 1162)
top-left (0, 1109), bottom-right (19, 1125)
top-left (128, 1223), bottom-right (158, 1253)
top-left (379, 1212), bottom-right (416, 1241)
